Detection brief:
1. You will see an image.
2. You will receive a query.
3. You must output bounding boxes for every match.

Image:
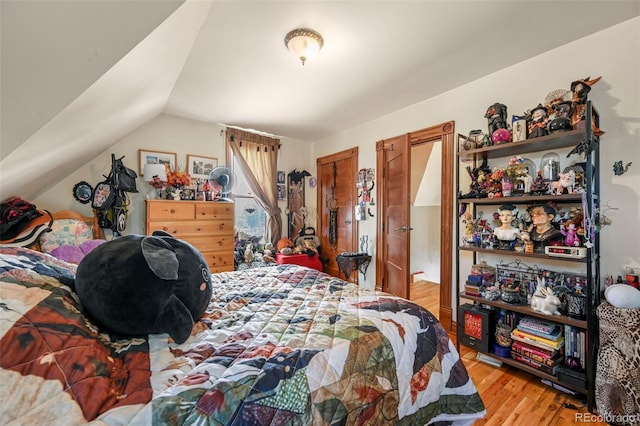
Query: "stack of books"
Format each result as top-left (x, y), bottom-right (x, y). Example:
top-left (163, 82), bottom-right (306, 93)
top-left (510, 317), bottom-right (564, 375)
top-left (465, 274), bottom-right (484, 297)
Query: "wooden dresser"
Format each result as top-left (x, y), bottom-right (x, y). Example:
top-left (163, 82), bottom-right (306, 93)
top-left (145, 200), bottom-right (235, 273)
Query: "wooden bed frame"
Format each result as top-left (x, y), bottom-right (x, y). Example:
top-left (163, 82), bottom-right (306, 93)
top-left (51, 210), bottom-right (102, 240)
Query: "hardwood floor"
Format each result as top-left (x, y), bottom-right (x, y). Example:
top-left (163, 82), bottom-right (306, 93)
top-left (409, 280), bottom-right (605, 426)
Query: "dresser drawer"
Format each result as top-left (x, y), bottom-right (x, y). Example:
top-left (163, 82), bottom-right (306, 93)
top-left (195, 203), bottom-right (234, 220)
top-left (147, 220), bottom-right (233, 237)
top-left (147, 201), bottom-right (195, 220)
top-left (185, 235), bottom-right (234, 253)
top-left (202, 252), bottom-right (234, 272)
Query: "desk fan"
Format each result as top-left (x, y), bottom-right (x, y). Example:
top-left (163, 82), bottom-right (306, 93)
top-left (207, 166), bottom-right (236, 201)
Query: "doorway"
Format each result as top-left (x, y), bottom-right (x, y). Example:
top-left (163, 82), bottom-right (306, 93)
top-left (316, 148), bottom-right (359, 280)
top-left (410, 140), bottom-right (442, 318)
top-left (376, 121), bottom-right (455, 331)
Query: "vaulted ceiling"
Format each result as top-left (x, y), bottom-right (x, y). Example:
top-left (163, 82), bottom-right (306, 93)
top-left (1, 0), bottom-right (638, 200)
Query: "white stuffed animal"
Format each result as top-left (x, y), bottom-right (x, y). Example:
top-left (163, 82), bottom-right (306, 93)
top-left (530, 277), bottom-right (562, 315)
top-left (244, 243), bottom-right (254, 263)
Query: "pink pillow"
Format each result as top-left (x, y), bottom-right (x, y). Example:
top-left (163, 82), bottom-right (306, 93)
top-left (80, 239), bottom-right (106, 254)
top-left (50, 239), bottom-right (105, 263)
top-left (50, 245), bottom-right (85, 264)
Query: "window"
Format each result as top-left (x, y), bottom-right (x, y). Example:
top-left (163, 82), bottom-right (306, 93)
top-left (231, 154), bottom-right (267, 246)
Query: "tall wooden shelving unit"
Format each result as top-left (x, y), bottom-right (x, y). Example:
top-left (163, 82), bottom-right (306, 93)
top-left (455, 101), bottom-right (600, 411)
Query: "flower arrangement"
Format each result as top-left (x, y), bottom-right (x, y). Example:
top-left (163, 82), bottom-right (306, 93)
top-left (166, 167), bottom-right (192, 188)
top-left (149, 175), bottom-right (165, 189)
top-left (504, 155), bottom-right (528, 179)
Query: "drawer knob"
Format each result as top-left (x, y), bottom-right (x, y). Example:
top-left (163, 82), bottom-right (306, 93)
top-left (162, 227), bottom-right (168, 231)
top-left (170, 209), bottom-right (176, 214)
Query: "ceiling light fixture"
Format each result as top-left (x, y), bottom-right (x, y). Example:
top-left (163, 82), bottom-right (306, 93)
top-left (284, 28), bottom-right (324, 66)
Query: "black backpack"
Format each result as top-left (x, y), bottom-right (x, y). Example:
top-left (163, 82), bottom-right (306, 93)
top-left (0, 198), bottom-right (42, 240)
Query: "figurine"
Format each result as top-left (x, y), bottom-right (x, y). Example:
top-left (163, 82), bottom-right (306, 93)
top-left (528, 104), bottom-right (549, 138)
top-left (548, 101), bottom-right (573, 133)
top-left (613, 160), bottom-right (632, 176)
top-left (530, 277), bottom-right (562, 315)
top-left (459, 158), bottom-right (491, 198)
top-left (550, 170), bottom-right (575, 195)
top-left (485, 103), bottom-right (509, 142)
top-left (560, 223), bottom-right (580, 247)
top-left (493, 204), bottom-right (520, 249)
top-left (570, 76), bottom-right (604, 136)
top-left (529, 171), bottom-right (549, 195)
top-left (527, 204), bottom-right (563, 252)
top-left (571, 76), bottom-right (602, 105)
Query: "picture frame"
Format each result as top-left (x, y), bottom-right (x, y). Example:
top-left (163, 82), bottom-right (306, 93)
top-left (277, 184), bottom-right (286, 201)
top-left (138, 149), bottom-right (176, 174)
top-left (187, 154), bottom-right (218, 180)
top-left (277, 170), bottom-right (286, 185)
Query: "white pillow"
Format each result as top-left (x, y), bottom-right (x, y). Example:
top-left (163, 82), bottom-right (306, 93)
top-left (604, 284), bottom-right (640, 309)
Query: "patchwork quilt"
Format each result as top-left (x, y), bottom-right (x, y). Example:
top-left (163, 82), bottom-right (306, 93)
top-left (0, 246), bottom-right (485, 425)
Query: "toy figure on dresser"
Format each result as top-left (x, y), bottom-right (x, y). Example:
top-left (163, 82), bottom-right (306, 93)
top-left (528, 104), bottom-right (549, 138)
top-left (493, 204), bottom-right (520, 250)
top-left (530, 171), bottom-right (549, 195)
top-left (550, 170), bottom-right (575, 195)
top-left (527, 205), bottom-right (563, 252)
top-left (485, 103), bottom-right (510, 143)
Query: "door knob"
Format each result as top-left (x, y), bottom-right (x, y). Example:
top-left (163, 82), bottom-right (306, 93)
top-left (345, 220), bottom-right (352, 224)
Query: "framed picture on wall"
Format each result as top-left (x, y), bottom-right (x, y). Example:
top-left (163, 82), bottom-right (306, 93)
top-left (277, 170), bottom-right (286, 185)
top-left (187, 154), bottom-right (218, 180)
top-left (138, 149), bottom-right (176, 174)
top-left (277, 184), bottom-right (286, 201)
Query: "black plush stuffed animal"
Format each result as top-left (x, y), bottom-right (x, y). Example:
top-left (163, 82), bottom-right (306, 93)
top-left (74, 231), bottom-right (212, 344)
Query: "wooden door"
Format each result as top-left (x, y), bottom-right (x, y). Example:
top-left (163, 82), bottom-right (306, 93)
top-left (376, 135), bottom-right (410, 298)
top-left (376, 122), bottom-right (455, 331)
top-left (317, 148), bottom-right (358, 280)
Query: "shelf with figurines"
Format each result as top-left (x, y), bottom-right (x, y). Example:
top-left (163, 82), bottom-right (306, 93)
top-left (456, 77), bottom-right (603, 411)
top-left (460, 199), bottom-right (591, 261)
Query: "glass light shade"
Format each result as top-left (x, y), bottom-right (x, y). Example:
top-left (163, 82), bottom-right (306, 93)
top-left (143, 164), bottom-right (167, 182)
top-left (285, 28), bottom-right (323, 65)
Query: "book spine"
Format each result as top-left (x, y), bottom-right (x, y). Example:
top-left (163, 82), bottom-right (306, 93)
top-left (512, 342), bottom-right (561, 366)
top-left (511, 339), bottom-right (559, 357)
top-left (512, 329), bottom-right (564, 350)
top-left (518, 317), bottom-right (557, 334)
top-left (517, 324), bottom-right (561, 341)
top-left (511, 352), bottom-right (559, 375)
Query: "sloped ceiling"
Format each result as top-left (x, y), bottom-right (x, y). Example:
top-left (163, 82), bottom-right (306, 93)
top-left (1, 0), bottom-right (639, 201)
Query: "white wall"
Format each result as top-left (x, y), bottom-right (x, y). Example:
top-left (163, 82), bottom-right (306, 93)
top-left (314, 18), bottom-right (640, 296)
top-left (34, 113), bottom-right (315, 236)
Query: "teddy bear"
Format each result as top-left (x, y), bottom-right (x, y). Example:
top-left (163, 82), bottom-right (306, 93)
top-left (74, 231), bottom-right (212, 344)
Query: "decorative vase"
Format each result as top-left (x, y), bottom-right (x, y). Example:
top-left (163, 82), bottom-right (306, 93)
top-left (501, 178), bottom-right (513, 197)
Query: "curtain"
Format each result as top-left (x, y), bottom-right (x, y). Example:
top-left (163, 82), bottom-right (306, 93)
top-left (226, 128), bottom-right (282, 245)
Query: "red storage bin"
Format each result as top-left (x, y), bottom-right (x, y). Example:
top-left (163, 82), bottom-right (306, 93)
top-left (275, 253), bottom-right (323, 272)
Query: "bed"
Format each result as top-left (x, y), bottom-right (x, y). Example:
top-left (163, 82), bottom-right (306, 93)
top-left (0, 245), bottom-right (486, 425)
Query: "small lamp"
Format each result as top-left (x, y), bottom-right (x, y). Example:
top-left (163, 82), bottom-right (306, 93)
top-left (143, 163), bottom-right (167, 199)
top-left (284, 28), bottom-right (324, 65)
